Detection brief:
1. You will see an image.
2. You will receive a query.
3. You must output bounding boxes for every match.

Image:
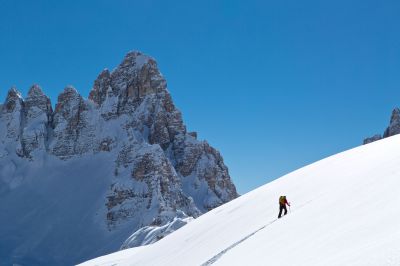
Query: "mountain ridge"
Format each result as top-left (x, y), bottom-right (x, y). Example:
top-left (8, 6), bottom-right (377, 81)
top-left (0, 51), bottom-right (238, 265)
top-left (363, 108), bottom-right (400, 144)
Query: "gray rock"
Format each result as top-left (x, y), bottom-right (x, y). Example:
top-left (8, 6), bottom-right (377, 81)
top-left (0, 50), bottom-right (238, 264)
top-left (363, 134), bottom-right (382, 145)
top-left (364, 108), bottom-right (400, 144)
top-left (383, 108), bottom-right (400, 138)
top-left (50, 86), bottom-right (94, 159)
top-left (1, 88), bottom-right (24, 142)
top-left (20, 85), bottom-right (53, 157)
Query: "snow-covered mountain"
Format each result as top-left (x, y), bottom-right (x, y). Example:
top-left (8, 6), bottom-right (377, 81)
top-left (81, 134), bottom-right (400, 266)
top-left (364, 108), bottom-right (400, 144)
top-left (0, 51), bottom-right (237, 266)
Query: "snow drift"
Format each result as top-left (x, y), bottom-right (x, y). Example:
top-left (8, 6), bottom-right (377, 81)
top-left (81, 135), bottom-right (400, 266)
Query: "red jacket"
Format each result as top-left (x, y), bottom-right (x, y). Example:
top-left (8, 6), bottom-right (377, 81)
top-left (279, 196), bottom-right (290, 206)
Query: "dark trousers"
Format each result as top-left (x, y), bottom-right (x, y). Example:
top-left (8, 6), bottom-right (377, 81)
top-left (278, 204), bottom-right (287, 218)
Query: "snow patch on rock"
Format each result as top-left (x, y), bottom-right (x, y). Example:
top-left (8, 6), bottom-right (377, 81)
top-left (120, 210), bottom-right (193, 249)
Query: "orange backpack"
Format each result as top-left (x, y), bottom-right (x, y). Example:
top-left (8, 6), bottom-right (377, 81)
top-left (279, 196), bottom-right (286, 205)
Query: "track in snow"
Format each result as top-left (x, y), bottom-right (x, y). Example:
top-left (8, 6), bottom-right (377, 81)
top-left (200, 219), bottom-right (276, 266)
top-left (201, 200), bottom-right (313, 266)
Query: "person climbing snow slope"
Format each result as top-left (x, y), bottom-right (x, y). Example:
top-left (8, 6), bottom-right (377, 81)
top-left (278, 196), bottom-right (290, 218)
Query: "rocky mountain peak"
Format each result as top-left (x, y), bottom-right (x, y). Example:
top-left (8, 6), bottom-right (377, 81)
top-left (388, 108), bottom-right (400, 124)
top-left (25, 84), bottom-right (53, 116)
top-left (27, 84), bottom-right (45, 98)
top-left (89, 51), bottom-right (166, 108)
top-left (383, 108), bottom-right (400, 138)
top-left (121, 51), bottom-right (152, 69)
top-left (364, 107), bottom-right (400, 144)
top-left (59, 85), bottom-right (79, 98)
top-left (55, 86), bottom-right (82, 112)
top-left (6, 87), bottom-right (22, 99)
top-left (0, 50), bottom-right (238, 265)
top-left (3, 87), bottom-right (23, 113)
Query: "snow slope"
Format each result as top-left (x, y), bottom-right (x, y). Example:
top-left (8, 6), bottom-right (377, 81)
top-left (80, 134), bottom-right (400, 266)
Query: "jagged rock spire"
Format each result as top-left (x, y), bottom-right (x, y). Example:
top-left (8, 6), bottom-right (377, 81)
top-left (3, 87), bottom-right (23, 113)
top-left (25, 84), bottom-right (53, 116)
top-left (89, 69), bottom-right (112, 106)
top-left (6, 87), bottom-right (22, 99)
top-left (383, 108), bottom-right (400, 138)
top-left (55, 86), bottom-right (82, 113)
top-left (364, 108), bottom-right (400, 144)
top-left (89, 51), bottom-right (166, 106)
top-left (27, 84), bottom-right (45, 97)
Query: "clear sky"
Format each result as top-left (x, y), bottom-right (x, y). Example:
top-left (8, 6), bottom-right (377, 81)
top-left (1, 0), bottom-right (399, 194)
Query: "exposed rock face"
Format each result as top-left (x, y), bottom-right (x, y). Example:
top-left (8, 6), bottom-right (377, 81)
top-left (21, 85), bottom-right (53, 158)
top-left (50, 86), bottom-right (94, 159)
top-left (1, 88), bottom-right (24, 141)
top-left (383, 108), bottom-right (400, 138)
top-left (0, 51), bottom-right (238, 265)
top-left (363, 134), bottom-right (382, 145)
top-left (364, 108), bottom-right (400, 144)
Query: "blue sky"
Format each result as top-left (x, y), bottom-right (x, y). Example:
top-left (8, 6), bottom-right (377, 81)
top-left (1, 0), bottom-right (400, 193)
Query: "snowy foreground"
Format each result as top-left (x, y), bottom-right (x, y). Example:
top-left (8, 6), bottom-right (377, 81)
top-left (80, 135), bottom-right (400, 266)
